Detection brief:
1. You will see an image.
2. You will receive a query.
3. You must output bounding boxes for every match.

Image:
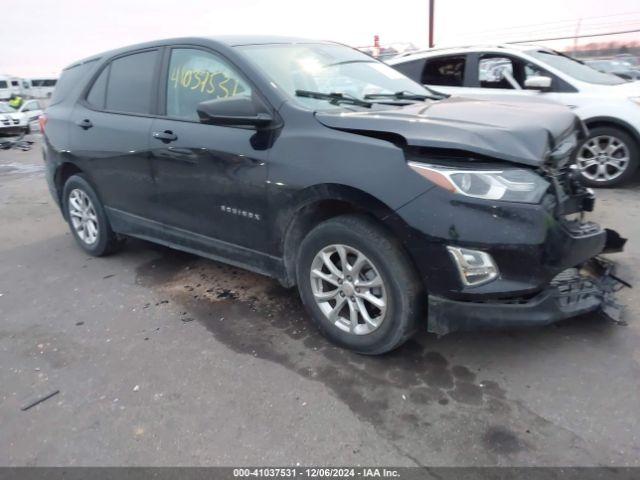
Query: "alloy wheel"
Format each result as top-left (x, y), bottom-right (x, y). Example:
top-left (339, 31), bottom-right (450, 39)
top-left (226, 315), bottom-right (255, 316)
top-left (576, 135), bottom-right (630, 183)
top-left (310, 244), bottom-right (387, 335)
top-left (68, 188), bottom-right (99, 245)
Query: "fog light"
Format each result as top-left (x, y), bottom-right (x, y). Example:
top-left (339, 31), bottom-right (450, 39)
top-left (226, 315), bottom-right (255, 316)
top-left (447, 246), bottom-right (499, 286)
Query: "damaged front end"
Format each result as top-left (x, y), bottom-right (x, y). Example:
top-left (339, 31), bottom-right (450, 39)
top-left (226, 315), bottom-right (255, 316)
top-left (422, 131), bottom-right (630, 335)
top-left (428, 256), bottom-right (628, 335)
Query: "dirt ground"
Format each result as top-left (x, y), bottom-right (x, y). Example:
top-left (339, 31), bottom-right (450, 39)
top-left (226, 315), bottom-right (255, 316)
top-left (1, 136), bottom-right (639, 466)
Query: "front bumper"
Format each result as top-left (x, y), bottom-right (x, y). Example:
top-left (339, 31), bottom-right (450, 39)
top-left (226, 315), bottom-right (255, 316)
top-left (0, 125), bottom-right (26, 135)
top-left (427, 257), bottom-right (627, 335)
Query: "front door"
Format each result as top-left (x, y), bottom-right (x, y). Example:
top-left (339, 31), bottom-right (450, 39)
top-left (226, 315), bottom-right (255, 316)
top-left (150, 47), bottom-right (270, 252)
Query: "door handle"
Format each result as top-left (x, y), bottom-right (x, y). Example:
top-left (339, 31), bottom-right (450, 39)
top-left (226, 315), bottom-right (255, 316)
top-left (76, 118), bottom-right (93, 130)
top-left (152, 130), bottom-right (178, 143)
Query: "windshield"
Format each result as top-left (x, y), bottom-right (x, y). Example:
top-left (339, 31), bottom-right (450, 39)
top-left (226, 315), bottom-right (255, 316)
top-left (0, 103), bottom-right (14, 113)
top-left (238, 43), bottom-right (429, 109)
top-left (528, 50), bottom-right (626, 85)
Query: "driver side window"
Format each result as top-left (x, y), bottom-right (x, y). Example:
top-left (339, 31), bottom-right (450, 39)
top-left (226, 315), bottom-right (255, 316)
top-left (479, 54), bottom-right (554, 91)
top-left (166, 48), bottom-right (251, 121)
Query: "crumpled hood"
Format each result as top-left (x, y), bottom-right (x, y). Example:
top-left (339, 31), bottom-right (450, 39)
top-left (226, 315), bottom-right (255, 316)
top-left (315, 97), bottom-right (580, 166)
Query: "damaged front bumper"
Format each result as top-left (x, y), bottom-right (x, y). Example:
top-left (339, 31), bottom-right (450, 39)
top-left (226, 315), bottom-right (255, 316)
top-left (428, 256), bottom-right (628, 335)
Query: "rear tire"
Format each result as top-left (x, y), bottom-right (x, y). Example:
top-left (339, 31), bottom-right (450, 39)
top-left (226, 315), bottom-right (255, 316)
top-left (296, 214), bottom-right (424, 355)
top-left (62, 174), bottom-right (123, 256)
top-left (575, 126), bottom-right (639, 187)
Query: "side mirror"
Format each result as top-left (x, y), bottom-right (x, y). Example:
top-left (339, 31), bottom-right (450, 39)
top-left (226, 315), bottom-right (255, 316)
top-left (524, 75), bottom-right (552, 90)
top-left (197, 96), bottom-right (272, 128)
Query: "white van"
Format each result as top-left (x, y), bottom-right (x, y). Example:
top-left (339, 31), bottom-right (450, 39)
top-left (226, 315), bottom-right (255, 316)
top-left (26, 76), bottom-right (58, 98)
top-left (0, 75), bottom-right (11, 100)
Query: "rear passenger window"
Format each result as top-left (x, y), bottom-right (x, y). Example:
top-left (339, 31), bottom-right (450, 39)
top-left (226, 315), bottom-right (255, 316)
top-left (104, 50), bottom-right (158, 114)
top-left (86, 65), bottom-right (109, 109)
top-left (422, 56), bottom-right (466, 86)
top-left (166, 48), bottom-right (250, 121)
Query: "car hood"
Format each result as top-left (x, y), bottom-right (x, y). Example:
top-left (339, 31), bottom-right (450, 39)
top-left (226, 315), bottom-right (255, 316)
top-left (315, 97), bottom-right (580, 167)
top-left (0, 112), bottom-right (23, 121)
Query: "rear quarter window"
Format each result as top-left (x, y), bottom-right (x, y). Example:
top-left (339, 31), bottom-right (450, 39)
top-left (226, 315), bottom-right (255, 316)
top-left (390, 59), bottom-right (427, 83)
top-left (50, 59), bottom-right (98, 105)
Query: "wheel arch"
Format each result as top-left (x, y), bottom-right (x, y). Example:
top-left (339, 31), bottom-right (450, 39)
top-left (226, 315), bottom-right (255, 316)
top-left (55, 162), bottom-right (84, 202)
top-left (583, 116), bottom-right (640, 147)
top-left (278, 184), bottom-right (415, 288)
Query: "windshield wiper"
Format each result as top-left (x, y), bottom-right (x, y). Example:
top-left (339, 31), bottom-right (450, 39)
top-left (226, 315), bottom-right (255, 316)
top-left (295, 90), bottom-right (372, 108)
top-left (364, 89), bottom-right (448, 101)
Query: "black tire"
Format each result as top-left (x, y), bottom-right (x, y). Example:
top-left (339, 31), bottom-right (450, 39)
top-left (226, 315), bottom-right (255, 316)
top-left (574, 126), bottom-right (639, 187)
top-left (296, 214), bottom-right (424, 355)
top-left (62, 174), bottom-right (123, 256)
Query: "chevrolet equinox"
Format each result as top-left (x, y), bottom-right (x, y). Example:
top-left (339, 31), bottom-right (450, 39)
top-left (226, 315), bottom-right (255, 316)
top-left (42, 36), bottom-right (626, 354)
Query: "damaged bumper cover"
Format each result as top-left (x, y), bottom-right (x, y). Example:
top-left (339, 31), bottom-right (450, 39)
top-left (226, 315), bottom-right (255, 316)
top-left (428, 256), bottom-right (628, 335)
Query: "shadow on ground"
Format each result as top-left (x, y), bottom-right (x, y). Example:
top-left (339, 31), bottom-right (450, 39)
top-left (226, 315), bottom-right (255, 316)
top-left (133, 240), bottom-right (624, 465)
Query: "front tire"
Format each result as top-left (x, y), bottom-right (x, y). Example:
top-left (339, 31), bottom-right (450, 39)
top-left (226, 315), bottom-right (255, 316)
top-left (296, 214), bottom-right (424, 355)
top-left (62, 174), bottom-right (122, 256)
top-left (575, 126), bottom-right (639, 187)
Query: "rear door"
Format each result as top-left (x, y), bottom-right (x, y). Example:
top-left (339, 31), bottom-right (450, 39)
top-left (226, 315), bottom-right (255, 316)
top-left (69, 49), bottom-right (161, 221)
top-left (451, 52), bottom-right (571, 104)
top-left (149, 46), bottom-right (270, 251)
top-left (420, 54), bottom-right (470, 96)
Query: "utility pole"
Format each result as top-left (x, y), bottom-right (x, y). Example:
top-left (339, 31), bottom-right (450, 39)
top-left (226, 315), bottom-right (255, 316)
top-left (573, 18), bottom-right (582, 54)
top-left (429, 0), bottom-right (435, 48)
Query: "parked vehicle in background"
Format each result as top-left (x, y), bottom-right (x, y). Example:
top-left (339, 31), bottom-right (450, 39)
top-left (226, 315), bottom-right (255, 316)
top-left (14, 99), bottom-right (44, 127)
top-left (8, 77), bottom-right (23, 96)
top-left (614, 53), bottom-right (639, 67)
top-left (25, 76), bottom-right (58, 98)
top-left (388, 45), bottom-right (640, 187)
top-left (0, 99), bottom-right (43, 134)
top-left (0, 75), bottom-right (12, 100)
top-left (0, 102), bottom-right (29, 134)
top-left (585, 59), bottom-right (640, 81)
top-left (41, 36), bottom-right (625, 354)
top-left (19, 78), bottom-right (32, 97)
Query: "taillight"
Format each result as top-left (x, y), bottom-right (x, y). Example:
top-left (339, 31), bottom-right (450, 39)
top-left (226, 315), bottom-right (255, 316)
top-left (38, 114), bottom-right (47, 133)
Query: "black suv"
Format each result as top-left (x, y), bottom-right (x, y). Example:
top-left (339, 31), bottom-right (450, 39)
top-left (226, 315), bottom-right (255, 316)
top-left (43, 36), bottom-right (625, 354)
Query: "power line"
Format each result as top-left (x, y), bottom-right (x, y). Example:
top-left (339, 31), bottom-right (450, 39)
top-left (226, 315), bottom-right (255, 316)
top-left (456, 20), bottom-right (640, 43)
top-left (506, 28), bottom-right (640, 44)
top-left (458, 10), bottom-right (640, 37)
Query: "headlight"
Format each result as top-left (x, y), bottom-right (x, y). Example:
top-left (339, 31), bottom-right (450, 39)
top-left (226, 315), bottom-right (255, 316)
top-left (408, 162), bottom-right (549, 203)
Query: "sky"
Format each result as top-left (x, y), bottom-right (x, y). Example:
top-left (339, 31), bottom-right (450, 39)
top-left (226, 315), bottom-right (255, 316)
top-left (1, 0), bottom-right (639, 77)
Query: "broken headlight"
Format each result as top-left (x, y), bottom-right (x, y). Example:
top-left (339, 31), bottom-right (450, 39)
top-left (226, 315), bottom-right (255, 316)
top-left (408, 162), bottom-right (549, 203)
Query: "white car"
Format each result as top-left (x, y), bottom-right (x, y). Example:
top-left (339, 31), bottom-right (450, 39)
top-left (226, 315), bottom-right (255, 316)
top-left (388, 45), bottom-right (640, 186)
top-left (0, 99), bottom-right (43, 134)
